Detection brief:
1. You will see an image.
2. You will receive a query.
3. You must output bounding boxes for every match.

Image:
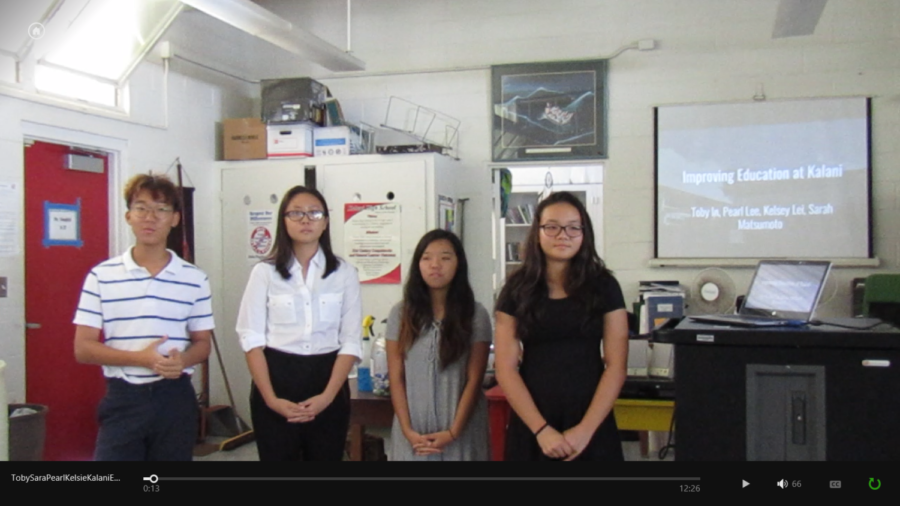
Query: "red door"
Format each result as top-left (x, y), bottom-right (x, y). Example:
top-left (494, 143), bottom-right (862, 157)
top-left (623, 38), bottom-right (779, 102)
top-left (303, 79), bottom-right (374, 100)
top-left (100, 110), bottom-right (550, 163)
top-left (25, 140), bottom-right (109, 461)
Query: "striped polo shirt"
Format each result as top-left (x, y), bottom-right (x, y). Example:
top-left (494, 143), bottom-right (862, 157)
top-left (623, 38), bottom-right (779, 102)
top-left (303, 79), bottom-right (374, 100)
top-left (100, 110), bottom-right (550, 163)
top-left (73, 247), bottom-right (215, 384)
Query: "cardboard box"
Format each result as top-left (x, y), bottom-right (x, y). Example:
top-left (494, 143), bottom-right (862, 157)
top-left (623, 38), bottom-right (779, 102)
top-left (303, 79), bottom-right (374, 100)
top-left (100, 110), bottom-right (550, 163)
top-left (261, 78), bottom-right (328, 125)
top-left (223, 118), bottom-right (266, 160)
top-left (267, 123), bottom-right (313, 158)
top-left (314, 126), bottom-right (351, 157)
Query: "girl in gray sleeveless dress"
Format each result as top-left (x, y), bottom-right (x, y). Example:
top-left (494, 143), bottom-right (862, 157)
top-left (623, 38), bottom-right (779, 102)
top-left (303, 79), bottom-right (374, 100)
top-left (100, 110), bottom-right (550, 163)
top-left (385, 230), bottom-right (491, 461)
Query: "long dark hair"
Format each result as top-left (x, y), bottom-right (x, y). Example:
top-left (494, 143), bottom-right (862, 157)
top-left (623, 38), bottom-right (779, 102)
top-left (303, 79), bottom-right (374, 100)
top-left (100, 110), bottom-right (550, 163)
top-left (496, 191), bottom-right (611, 340)
top-left (266, 186), bottom-right (339, 280)
top-left (399, 229), bottom-right (475, 369)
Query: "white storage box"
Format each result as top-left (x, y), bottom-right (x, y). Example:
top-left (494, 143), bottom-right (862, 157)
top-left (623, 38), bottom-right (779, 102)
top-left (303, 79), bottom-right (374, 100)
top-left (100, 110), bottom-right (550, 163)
top-left (314, 126), bottom-right (351, 157)
top-left (267, 123), bottom-right (313, 158)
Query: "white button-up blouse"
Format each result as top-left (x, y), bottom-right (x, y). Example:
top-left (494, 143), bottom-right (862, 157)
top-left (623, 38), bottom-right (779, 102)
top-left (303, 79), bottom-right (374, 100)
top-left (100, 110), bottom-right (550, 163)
top-left (236, 248), bottom-right (362, 360)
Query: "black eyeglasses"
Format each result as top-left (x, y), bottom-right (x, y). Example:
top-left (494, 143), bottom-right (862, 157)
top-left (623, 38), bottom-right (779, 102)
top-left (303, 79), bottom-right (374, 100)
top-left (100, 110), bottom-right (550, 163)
top-left (130, 204), bottom-right (174, 219)
top-left (284, 210), bottom-right (325, 222)
top-left (540, 224), bottom-right (584, 238)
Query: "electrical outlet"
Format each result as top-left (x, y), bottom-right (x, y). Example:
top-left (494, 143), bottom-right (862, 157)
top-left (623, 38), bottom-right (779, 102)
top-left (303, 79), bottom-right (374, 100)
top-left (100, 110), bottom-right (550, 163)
top-left (638, 39), bottom-right (656, 51)
top-left (158, 41), bottom-right (173, 59)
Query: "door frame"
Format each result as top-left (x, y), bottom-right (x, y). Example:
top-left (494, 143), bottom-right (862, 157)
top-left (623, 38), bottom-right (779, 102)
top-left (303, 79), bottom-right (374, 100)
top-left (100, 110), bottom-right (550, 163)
top-left (19, 121), bottom-right (128, 400)
top-left (21, 122), bottom-right (128, 257)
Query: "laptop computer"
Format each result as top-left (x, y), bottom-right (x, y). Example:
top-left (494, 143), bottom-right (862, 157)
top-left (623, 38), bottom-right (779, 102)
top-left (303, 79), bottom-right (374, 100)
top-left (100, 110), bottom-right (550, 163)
top-left (689, 260), bottom-right (832, 327)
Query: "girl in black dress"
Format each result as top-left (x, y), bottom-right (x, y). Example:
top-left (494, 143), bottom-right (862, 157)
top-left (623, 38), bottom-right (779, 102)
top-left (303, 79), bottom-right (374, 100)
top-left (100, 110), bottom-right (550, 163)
top-left (494, 191), bottom-right (628, 461)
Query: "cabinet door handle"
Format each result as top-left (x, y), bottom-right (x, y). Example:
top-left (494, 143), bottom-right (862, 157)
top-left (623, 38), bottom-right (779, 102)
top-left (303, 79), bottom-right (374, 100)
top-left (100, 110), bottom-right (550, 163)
top-left (791, 391), bottom-right (806, 445)
top-left (26, 323), bottom-right (41, 329)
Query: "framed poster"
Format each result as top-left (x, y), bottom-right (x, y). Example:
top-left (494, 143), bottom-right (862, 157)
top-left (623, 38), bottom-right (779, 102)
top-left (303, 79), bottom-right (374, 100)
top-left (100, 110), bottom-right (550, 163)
top-left (491, 59), bottom-right (608, 162)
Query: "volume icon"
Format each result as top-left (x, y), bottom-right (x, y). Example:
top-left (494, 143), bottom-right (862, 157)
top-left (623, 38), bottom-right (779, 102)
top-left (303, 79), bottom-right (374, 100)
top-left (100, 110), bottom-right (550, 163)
top-left (777, 479), bottom-right (788, 489)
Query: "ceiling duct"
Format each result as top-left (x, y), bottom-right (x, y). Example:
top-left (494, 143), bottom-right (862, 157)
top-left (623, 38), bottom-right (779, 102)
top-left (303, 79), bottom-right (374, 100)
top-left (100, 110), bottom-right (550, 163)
top-left (180, 0), bottom-right (365, 71)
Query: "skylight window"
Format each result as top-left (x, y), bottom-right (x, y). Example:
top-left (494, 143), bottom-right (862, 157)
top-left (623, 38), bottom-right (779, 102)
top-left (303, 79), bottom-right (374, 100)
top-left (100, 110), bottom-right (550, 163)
top-left (34, 64), bottom-right (117, 107)
top-left (40, 0), bottom-right (182, 83)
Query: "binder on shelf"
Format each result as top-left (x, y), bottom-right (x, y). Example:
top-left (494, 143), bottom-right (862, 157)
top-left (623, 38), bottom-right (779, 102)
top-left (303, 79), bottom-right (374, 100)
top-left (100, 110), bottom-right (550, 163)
top-left (645, 293), bottom-right (684, 330)
top-left (637, 279), bottom-right (685, 334)
top-left (634, 281), bottom-right (682, 378)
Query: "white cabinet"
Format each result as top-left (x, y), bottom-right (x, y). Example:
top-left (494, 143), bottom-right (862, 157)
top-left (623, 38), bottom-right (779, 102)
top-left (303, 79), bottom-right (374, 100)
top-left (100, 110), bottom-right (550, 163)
top-left (216, 153), bottom-right (458, 421)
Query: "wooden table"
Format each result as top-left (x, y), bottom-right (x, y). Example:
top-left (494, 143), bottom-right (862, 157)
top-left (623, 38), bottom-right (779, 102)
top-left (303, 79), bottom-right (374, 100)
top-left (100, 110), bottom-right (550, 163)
top-left (348, 378), bottom-right (393, 461)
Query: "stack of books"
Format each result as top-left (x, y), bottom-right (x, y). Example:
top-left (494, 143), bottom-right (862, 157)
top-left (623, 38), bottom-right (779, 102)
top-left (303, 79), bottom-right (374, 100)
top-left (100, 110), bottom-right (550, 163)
top-left (506, 204), bottom-right (535, 224)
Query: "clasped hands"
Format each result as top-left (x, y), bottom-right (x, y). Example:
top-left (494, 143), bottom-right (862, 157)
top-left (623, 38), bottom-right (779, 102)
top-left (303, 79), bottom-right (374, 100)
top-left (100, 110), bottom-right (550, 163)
top-left (143, 335), bottom-right (185, 379)
top-left (404, 429), bottom-right (454, 456)
top-left (268, 394), bottom-right (333, 423)
top-left (536, 423), bottom-right (593, 461)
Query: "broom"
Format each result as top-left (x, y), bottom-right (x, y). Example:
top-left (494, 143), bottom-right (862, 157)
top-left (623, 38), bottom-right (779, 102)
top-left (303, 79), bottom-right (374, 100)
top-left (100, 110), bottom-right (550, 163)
top-left (175, 161), bottom-right (253, 455)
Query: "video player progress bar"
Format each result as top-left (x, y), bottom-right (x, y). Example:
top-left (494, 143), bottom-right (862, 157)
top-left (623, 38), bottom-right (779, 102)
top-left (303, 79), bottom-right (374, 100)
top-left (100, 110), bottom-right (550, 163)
top-left (158, 477), bottom-right (701, 481)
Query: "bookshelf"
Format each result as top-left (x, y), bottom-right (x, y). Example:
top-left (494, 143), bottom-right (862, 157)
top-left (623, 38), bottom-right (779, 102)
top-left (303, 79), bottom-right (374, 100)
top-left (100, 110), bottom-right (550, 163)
top-left (503, 190), bottom-right (539, 272)
top-left (493, 183), bottom-right (603, 298)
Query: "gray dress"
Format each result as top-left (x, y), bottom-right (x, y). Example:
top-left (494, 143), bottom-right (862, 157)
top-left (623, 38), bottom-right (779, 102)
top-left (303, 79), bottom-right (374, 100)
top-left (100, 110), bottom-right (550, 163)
top-left (386, 301), bottom-right (492, 461)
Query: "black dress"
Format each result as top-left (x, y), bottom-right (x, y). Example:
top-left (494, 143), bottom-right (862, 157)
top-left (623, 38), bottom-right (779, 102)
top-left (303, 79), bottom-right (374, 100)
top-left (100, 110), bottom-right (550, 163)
top-left (498, 274), bottom-right (626, 461)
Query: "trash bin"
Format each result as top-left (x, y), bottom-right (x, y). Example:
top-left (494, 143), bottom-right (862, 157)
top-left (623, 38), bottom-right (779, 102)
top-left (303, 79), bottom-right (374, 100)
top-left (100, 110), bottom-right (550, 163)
top-left (8, 404), bottom-right (48, 461)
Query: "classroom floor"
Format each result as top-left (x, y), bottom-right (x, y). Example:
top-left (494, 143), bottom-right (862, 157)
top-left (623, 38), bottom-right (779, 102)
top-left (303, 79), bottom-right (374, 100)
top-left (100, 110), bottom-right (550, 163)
top-left (193, 428), bottom-right (676, 462)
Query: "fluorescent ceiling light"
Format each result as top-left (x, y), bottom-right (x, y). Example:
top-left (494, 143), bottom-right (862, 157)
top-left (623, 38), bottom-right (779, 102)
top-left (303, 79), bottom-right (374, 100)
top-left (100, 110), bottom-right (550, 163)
top-left (180, 0), bottom-right (365, 72)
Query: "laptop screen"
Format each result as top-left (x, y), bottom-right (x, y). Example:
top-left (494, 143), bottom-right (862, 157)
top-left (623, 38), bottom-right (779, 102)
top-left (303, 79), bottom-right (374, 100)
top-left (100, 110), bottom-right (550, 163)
top-left (741, 260), bottom-right (832, 320)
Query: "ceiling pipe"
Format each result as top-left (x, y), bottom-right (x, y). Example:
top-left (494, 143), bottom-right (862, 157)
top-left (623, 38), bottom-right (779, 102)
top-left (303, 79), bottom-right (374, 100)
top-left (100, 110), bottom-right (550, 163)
top-left (180, 0), bottom-right (365, 71)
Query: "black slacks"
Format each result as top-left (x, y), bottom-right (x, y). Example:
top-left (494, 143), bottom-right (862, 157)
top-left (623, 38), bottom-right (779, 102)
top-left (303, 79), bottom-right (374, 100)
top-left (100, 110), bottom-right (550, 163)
top-left (250, 347), bottom-right (350, 461)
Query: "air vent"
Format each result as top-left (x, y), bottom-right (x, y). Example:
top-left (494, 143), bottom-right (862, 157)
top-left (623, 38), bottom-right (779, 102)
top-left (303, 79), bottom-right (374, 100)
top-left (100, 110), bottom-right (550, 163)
top-left (66, 154), bottom-right (103, 174)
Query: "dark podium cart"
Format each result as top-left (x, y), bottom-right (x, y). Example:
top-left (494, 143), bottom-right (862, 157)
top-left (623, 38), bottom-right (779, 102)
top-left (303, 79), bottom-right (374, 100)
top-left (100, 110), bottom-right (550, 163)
top-left (654, 318), bottom-right (900, 461)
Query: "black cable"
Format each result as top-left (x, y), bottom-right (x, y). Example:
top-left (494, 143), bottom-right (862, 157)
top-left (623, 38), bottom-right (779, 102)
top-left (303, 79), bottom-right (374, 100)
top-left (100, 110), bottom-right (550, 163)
top-left (807, 319), bottom-right (892, 330)
top-left (657, 404), bottom-right (676, 460)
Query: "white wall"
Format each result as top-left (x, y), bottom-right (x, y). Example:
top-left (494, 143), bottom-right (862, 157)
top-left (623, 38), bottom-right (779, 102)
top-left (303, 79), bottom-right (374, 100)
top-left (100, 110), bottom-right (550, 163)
top-left (282, 0), bottom-right (900, 318)
top-left (0, 59), bottom-right (255, 402)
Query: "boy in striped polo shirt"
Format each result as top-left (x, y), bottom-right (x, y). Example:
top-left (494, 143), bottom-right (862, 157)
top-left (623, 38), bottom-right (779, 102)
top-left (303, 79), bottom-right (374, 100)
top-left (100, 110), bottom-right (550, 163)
top-left (73, 173), bottom-right (214, 461)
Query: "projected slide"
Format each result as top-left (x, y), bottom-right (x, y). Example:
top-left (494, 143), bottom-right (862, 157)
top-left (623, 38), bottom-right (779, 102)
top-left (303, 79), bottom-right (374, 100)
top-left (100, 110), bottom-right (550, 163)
top-left (655, 97), bottom-right (870, 259)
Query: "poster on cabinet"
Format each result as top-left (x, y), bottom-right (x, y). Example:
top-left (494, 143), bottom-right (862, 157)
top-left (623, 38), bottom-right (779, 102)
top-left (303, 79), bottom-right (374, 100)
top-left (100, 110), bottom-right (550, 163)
top-left (344, 203), bottom-right (401, 284)
top-left (247, 209), bottom-right (275, 262)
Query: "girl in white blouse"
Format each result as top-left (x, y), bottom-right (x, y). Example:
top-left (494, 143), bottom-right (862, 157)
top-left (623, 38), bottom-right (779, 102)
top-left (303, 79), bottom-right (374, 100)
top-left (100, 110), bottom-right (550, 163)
top-left (236, 186), bottom-right (362, 461)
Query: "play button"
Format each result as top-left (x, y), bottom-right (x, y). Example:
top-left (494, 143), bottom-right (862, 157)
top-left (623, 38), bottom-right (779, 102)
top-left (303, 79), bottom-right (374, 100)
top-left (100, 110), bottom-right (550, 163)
top-left (743, 480), bottom-right (750, 488)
